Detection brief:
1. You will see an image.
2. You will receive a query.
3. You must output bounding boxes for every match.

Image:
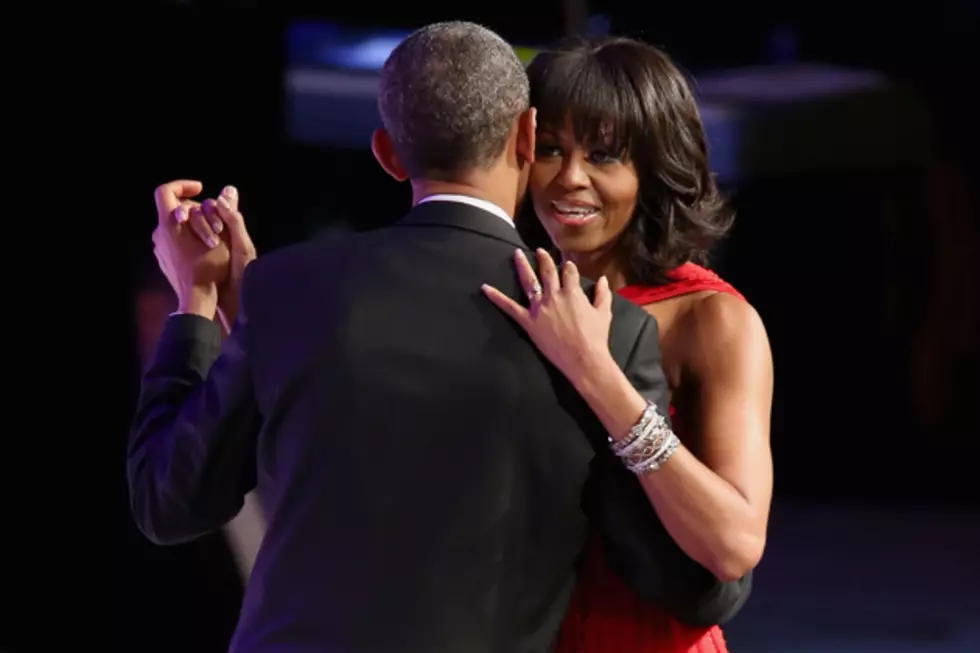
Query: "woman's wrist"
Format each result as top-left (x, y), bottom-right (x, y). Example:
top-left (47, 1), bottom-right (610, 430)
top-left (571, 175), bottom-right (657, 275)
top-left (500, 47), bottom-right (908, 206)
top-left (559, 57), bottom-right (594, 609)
top-left (177, 284), bottom-right (219, 319)
top-left (572, 354), bottom-right (649, 441)
top-left (569, 349), bottom-right (618, 394)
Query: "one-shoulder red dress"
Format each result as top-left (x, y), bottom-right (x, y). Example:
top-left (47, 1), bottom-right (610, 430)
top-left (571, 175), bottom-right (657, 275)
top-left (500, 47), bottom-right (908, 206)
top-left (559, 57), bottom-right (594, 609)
top-left (555, 263), bottom-right (744, 653)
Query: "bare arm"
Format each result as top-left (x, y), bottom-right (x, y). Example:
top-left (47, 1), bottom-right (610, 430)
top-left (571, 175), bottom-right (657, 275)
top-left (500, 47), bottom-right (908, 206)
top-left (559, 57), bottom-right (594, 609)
top-left (482, 251), bottom-right (773, 583)
top-left (575, 293), bottom-right (773, 581)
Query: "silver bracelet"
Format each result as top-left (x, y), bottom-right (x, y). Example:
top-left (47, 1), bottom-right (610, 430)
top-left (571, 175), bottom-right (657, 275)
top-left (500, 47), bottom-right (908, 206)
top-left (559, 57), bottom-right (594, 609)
top-left (609, 401), bottom-right (657, 455)
top-left (628, 432), bottom-right (681, 475)
top-left (608, 401), bottom-right (680, 474)
top-left (618, 418), bottom-right (659, 460)
top-left (624, 420), bottom-right (673, 472)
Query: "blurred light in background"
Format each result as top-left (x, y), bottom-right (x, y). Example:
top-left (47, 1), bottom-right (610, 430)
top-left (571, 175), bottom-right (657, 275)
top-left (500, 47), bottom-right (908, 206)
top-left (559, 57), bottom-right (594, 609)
top-left (289, 22), bottom-right (543, 72)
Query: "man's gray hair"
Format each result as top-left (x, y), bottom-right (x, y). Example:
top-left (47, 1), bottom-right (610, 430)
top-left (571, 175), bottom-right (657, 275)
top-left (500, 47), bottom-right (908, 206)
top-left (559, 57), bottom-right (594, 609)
top-left (378, 21), bottom-right (530, 180)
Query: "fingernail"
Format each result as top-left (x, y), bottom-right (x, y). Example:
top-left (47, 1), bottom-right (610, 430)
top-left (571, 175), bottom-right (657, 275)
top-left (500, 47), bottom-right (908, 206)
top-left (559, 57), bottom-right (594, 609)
top-left (210, 219), bottom-right (223, 233)
top-left (207, 236), bottom-right (219, 248)
top-left (223, 186), bottom-right (237, 199)
top-left (217, 196), bottom-right (230, 210)
top-left (515, 249), bottom-right (526, 259)
top-left (174, 206), bottom-right (185, 223)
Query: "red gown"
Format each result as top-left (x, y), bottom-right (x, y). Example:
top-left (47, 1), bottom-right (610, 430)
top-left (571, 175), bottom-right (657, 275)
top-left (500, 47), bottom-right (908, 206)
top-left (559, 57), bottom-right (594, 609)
top-left (555, 263), bottom-right (744, 653)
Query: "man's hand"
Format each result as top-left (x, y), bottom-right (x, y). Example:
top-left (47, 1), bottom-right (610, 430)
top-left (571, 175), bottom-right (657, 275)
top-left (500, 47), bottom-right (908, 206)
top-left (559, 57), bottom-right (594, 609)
top-left (202, 185), bottom-right (257, 329)
top-left (152, 180), bottom-right (231, 319)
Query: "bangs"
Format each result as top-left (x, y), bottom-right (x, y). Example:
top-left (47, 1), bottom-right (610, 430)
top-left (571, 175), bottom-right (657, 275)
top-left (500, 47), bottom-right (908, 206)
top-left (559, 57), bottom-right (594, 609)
top-left (528, 48), bottom-right (647, 159)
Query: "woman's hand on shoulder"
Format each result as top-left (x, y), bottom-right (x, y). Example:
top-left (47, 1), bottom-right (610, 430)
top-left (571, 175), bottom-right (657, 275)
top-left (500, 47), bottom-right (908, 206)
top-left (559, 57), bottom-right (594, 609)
top-left (481, 248), bottom-right (616, 382)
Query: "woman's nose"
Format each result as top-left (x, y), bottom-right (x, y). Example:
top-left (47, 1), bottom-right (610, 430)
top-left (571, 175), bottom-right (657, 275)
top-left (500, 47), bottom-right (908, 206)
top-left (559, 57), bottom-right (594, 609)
top-left (555, 156), bottom-right (590, 190)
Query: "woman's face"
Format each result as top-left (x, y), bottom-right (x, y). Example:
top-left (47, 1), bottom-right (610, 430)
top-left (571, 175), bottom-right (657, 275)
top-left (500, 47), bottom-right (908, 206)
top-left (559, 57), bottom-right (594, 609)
top-left (529, 118), bottom-right (640, 256)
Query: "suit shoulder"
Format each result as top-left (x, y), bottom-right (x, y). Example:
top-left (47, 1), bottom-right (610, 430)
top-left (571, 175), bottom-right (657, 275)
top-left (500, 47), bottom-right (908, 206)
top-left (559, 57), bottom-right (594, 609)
top-left (606, 294), bottom-right (659, 367)
top-left (245, 236), bottom-right (355, 283)
top-left (610, 293), bottom-right (659, 337)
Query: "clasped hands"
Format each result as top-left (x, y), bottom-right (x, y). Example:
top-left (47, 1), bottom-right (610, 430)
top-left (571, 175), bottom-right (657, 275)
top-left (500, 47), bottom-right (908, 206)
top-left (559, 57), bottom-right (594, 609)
top-left (152, 179), bottom-right (257, 332)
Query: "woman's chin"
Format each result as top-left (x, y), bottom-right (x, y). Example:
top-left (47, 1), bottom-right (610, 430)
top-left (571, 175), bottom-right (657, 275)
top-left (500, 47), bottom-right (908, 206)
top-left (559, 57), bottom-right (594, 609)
top-left (552, 236), bottom-right (604, 258)
top-left (544, 222), bottom-right (597, 252)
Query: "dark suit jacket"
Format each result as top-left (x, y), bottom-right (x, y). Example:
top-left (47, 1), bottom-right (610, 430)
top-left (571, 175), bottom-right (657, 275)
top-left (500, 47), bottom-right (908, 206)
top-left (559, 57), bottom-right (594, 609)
top-left (129, 201), bottom-right (747, 653)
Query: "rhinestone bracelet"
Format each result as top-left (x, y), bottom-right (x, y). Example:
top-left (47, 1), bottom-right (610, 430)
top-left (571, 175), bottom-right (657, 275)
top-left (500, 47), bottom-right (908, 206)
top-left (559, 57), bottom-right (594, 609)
top-left (609, 401), bottom-right (658, 455)
top-left (608, 401), bottom-right (680, 475)
top-left (619, 410), bottom-right (670, 464)
top-left (627, 432), bottom-right (681, 475)
top-left (621, 415), bottom-right (671, 469)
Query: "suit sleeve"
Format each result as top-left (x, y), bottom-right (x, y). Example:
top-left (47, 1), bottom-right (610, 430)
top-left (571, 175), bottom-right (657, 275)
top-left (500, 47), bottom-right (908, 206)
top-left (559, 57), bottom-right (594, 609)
top-left (585, 314), bottom-right (752, 626)
top-left (128, 277), bottom-right (261, 545)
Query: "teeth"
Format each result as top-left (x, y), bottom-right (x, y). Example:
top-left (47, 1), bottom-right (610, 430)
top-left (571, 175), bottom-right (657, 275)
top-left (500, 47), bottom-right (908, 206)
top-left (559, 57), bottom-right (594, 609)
top-left (553, 201), bottom-right (598, 215)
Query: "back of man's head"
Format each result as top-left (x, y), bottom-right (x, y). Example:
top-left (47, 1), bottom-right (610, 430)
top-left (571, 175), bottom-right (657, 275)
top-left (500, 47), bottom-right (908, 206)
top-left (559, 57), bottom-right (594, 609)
top-left (377, 21), bottom-right (530, 181)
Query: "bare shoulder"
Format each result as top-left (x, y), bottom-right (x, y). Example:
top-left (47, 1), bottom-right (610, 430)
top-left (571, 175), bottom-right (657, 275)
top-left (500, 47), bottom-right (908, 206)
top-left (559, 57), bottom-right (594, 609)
top-left (681, 292), bottom-right (772, 375)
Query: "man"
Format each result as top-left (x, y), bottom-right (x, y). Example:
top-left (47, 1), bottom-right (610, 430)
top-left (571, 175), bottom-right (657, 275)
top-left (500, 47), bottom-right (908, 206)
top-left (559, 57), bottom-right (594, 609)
top-left (130, 22), bottom-right (739, 653)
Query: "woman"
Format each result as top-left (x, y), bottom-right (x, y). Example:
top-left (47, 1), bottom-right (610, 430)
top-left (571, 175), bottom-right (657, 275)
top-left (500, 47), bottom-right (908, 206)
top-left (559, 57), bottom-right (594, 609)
top-left (482, 37), bottom-right (774, 652)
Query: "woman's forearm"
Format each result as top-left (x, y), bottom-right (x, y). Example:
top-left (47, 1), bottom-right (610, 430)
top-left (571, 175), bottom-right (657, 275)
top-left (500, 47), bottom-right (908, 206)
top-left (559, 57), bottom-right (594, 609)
top-left (634, 447), bottom-right (763, 581)
top-left (574, 356), bottom-right (763, 581)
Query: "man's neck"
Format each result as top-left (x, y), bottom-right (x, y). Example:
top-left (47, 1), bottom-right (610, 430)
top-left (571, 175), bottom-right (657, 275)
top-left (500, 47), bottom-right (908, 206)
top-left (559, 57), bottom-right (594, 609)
top-left (411, 179), bottom-right (517, 219)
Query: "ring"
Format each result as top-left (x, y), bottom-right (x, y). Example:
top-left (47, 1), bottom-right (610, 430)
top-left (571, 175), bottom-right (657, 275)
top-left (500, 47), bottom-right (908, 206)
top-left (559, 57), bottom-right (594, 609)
top-left (527, 281), bottom-right (543, 302)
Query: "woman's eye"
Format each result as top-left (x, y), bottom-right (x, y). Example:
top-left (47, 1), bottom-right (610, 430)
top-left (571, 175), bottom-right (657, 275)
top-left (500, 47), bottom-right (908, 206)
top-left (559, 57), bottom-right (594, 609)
top-left (589, 150), bottom-right (619, 164)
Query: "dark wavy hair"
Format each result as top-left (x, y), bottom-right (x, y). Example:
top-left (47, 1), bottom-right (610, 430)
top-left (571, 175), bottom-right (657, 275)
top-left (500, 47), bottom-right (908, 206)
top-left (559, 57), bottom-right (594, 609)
top-left (518, 36), bottom-right (734, 285)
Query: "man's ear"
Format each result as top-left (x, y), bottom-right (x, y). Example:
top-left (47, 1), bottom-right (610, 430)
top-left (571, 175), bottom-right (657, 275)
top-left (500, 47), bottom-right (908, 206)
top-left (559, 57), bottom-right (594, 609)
top-left (371, 129), bottom-right (408, 182)
top-left (515, 107), bottom-right (537, 167)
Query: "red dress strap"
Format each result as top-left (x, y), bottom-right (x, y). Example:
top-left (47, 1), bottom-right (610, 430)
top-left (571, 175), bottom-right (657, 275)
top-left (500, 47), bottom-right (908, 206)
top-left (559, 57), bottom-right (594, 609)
top-left (618, 263), bottom-right (745, 304)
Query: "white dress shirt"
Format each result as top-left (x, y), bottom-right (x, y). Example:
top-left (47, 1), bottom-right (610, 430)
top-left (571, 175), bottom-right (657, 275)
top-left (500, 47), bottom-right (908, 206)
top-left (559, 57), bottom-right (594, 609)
top-left (417, 193), bottom-right (514, 227)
